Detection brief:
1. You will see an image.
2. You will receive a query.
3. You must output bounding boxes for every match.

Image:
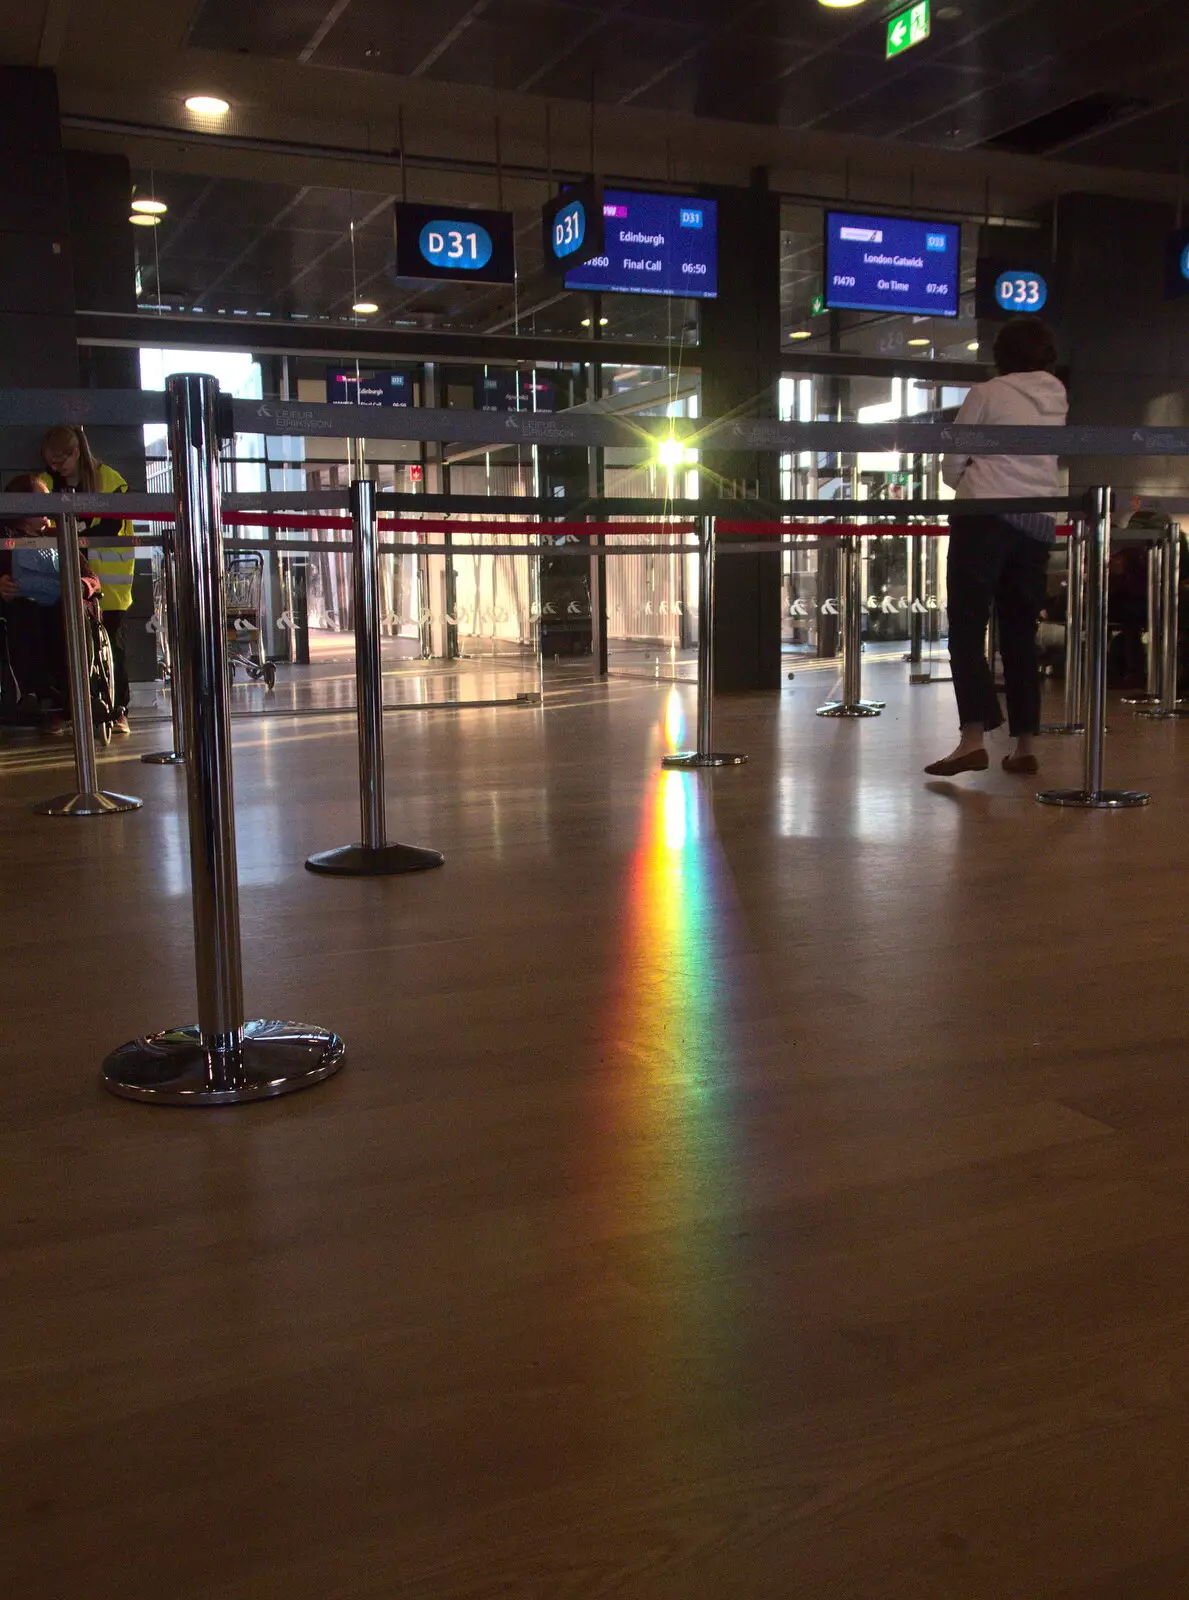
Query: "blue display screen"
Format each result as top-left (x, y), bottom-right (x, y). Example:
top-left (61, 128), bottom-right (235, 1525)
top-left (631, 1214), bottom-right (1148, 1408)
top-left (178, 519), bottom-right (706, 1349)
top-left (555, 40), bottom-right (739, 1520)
top-left (564, 190), bottom-right (718, 299)
top-left (825, 211), bottom-right (961, 317)
top-left (326, 369), bottom-right (411, 407)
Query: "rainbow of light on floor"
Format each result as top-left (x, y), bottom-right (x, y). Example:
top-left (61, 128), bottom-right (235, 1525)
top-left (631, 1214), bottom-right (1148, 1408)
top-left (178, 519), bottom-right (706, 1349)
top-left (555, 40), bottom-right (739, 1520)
top-left (595, 689), bottom-right (745, 1258)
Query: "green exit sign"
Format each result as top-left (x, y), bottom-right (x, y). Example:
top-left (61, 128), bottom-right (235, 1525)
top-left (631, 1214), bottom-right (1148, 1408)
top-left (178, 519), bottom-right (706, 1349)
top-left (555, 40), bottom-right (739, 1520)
top-left (887, 0), bottom-right (930, 59)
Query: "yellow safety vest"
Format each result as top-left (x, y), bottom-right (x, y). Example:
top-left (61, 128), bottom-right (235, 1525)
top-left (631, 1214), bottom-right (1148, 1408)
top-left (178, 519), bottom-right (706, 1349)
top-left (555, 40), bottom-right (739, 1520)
top-left (39, 462), bottom-right (135, 611)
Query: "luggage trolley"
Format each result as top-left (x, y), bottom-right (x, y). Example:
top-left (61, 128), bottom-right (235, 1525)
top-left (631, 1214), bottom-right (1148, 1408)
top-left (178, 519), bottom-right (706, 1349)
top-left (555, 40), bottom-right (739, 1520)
top-left (225, 551), bottom-right (277, 690)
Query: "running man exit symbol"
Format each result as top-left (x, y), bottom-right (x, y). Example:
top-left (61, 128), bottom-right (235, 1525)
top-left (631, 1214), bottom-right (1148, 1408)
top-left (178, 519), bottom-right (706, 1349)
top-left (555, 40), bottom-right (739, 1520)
top-left (887, 0), bottom-right (930, 58)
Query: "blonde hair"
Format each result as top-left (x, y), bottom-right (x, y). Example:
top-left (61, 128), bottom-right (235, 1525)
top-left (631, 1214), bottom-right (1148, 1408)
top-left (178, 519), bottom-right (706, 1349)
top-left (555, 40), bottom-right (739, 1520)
top-left (41, 425), bottom-right (100, 493)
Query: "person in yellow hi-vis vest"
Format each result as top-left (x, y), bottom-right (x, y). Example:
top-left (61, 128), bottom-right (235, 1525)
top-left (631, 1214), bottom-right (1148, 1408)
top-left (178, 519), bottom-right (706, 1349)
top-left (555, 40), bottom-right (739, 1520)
top-left (40, 425), bottom-right (135, 733)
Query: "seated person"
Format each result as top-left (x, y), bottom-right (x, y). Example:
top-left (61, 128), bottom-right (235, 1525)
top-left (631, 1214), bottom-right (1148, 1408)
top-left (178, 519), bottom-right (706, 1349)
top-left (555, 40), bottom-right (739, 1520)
top-left (1, 474), bottom-right (100, 730)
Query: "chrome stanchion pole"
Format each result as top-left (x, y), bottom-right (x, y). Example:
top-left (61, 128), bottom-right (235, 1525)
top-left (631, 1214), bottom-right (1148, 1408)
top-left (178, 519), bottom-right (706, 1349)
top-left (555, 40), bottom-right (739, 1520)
top-left (1039, 488), bottom-right (1149, 810)
top-left (1040, 518), bottom-right (1087, 736)
top-left (663, 516), bottom-right (746, 769)
top-left (907, 533), bottom-right (930, 683)
top-left (1140, 524), bottom-right (1188, 719)
top-left (32, 510), bottom-right (142, 817)
top-left (143, 521), bottom-right (187, 764)
top-left (307, 442), bottom-right (444, 875)
top-left (817, 532), bottom-right (884, 717)
top-left (1123, 539), bottom-right (1165, 707)
top-left (102, 373), bottom-right (345, 1104)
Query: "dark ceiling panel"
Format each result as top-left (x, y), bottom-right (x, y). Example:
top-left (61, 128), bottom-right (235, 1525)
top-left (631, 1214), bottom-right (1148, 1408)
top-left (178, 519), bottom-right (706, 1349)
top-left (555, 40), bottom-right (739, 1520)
top-left (188, 0), bottom-right (337, 56)
top-left (175, 0), bottom-right (1189, 185)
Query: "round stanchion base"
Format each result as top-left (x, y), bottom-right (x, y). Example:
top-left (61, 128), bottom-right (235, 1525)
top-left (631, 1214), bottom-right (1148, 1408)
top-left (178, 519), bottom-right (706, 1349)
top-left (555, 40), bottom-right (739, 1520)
top-left (1038, 723), bottom-right (1086, 737)
top-left (1122, 695), bottom-right (1161, 707)
top-left (661, 751), bottom-right (748, 769)
top-left (816, 700), bottom-right (885, 718)
top-left (1036, 788), bottom-right (1150, 810)
top-left (32, 790), bottom-right (142, 817)
top-left (1139, 705), bottom-right (1189, 719)
top-left (305, 842), bottom-right (445, 876)
top-left (100, 1020), bottom-right (346, 1105)
top-left (142, 750), bottom-right (185, 765)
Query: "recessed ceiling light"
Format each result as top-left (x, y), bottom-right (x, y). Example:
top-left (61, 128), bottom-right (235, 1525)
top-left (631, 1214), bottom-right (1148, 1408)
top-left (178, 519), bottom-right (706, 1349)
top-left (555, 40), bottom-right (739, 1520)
top-left (907, 337), bottom-right (931, 347)
top-left (352, 301), bottom-right (379, 315)
top-left (131, 197), bottom-right (167, 215)
top-left (788, 329), bottom-right (813, 340)
top-left (580, 316), bottom-right (609, 327)
top-left (184, 95), bottom-right (230, 117)
top-left (818, 0), bottom-right (866, 7)
top-left (129, 213), bottom-right (161, 227)
top-left (967, 340), bottom-right (980, 351)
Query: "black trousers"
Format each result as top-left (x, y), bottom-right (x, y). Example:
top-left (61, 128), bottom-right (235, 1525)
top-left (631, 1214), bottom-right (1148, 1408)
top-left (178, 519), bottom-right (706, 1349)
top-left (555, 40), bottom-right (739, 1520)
top-left (102, 610), bottom-right (130, 712)
top-left (947, 516), bottom-right (1050, 737)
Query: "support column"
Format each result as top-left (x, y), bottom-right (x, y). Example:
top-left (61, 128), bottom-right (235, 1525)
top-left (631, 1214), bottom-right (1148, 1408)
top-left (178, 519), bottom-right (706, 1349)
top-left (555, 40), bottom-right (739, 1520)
top-left (699, 176), bottom-right (783, 692)
top-left (0, 67), bottom-right (77, 478)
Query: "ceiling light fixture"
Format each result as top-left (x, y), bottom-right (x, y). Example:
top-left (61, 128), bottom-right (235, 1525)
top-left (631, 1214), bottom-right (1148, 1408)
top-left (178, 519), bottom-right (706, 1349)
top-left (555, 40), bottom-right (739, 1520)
top-left (129, 213), bottom-right (161, 227)
top-left (788, 329), bottom-right (813, 340)
top-left (817, 0), bottom-right (867, 8)
top-left (184, 95), bottom-right (230, 117)
top-left (580, 316), bottom-right (610, 327)
top-left (907, 337), bottom-right (931, 347)
top-left (967, 340), bottom-right (980, 351)
top-left (352, 300), bottom-right (379, 315)
top-left (131, 198), bottom-right (167, 216)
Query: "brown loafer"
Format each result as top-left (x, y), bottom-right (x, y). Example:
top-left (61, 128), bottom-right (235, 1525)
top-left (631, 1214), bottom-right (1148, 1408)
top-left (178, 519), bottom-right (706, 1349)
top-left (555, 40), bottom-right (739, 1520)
top-left (924, 750), bottom-right (990, 776)
top-left (1002, 753), bottom-right (1039, 775)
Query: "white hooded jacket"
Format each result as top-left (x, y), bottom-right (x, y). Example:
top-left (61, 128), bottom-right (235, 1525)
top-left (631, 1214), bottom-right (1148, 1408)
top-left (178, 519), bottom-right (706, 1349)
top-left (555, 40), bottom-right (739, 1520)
top-left (941, 370), bottom-right (1068, 502)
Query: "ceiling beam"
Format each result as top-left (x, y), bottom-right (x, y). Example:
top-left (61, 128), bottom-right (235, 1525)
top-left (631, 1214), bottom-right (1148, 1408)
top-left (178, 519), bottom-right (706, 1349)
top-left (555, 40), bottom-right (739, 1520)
top-left (411, 0), bottom-right (493, 78)
top-left (299, 0), bottom-right (356, 65)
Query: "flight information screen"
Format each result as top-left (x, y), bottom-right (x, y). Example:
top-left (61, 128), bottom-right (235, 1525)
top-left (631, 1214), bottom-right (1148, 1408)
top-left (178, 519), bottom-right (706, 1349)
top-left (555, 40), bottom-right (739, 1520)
top-left (825, 211), bottom-right (961, 317)
top-left (564, 190), bottom-right (718, 299)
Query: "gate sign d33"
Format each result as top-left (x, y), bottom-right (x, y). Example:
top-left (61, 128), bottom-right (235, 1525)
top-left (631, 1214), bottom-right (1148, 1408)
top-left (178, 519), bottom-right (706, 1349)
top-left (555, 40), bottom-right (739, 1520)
top-left (887, 0), bottom-right (930, 59)
top-left (994, 270), bottom-right (1048, 312)
top-left (394, 201), bottom-right (516, 284)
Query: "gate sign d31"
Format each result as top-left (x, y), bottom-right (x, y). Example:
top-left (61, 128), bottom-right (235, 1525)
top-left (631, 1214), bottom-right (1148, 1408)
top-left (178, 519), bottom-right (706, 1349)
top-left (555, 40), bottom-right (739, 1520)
top-left (541, 179), bottom-right (606, 275)
top-left (393, 201), bottom-right (516, 284)
top-left (887, 0), bottom-right (930, 58)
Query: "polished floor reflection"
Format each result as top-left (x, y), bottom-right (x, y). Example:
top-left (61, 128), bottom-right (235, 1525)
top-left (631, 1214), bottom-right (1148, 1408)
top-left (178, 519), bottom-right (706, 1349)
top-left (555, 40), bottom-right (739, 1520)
top-left (3, 662), bottom-right (1188, 1599)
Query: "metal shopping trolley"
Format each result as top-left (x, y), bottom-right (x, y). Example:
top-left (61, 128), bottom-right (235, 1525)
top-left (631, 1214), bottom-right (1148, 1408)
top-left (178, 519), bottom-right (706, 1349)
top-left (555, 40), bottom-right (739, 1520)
top-left (225, 550), bottom-right (277, 690)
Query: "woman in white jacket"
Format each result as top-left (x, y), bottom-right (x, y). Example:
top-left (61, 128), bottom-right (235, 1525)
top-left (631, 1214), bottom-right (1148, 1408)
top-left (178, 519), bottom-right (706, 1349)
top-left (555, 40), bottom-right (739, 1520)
top-left (926, 317), bottom-right (1068, 778)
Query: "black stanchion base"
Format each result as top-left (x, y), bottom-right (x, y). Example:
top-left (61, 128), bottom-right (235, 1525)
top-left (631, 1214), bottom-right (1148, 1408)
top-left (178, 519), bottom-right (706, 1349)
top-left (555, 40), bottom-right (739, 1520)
top-left (1036, 788), bottom-right (1150, 810)
top-left (816, 700), bottom-right (885, 718)
top-left (32, 790), bottom-right (142, 817)
top-left (1139, 705), bottom-right (1189, 719)
top-left (1122, 695), bottom-right (1161, 707)
top-left (305, 842), bottom-right (445, 876)
top-left (142, 750), bottom-right (185, 765)
top-left (100, 1020), bottom-right (346, 1105)
top-left (1038, 723), bottom-right (1086, 736)
top-left (661, 751), bottom-right (748, 770)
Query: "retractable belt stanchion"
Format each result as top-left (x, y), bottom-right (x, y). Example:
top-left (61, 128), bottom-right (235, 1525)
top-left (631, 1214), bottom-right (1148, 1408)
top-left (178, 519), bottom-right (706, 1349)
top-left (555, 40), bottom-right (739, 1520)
top-left (32, 509), bottom-right (142, 817)
top-left (102, 373), bottom-right (345, 1104)
top-left (1122, 539), bottom-right (1165, 708)
top-left (907, 533), bottom-right (929, 684)
top-left (307, 447), bottom-right (444, 874)
top-left (142, 520), bottom-right (188, 764)
top-left (817, 531), bottom-right (885, 718)
top-left (1038, 488), bottom-right (1150, 810)
top-left (1139, 523), bottom-right (1188, 720)
top-left (1040, 517), bottom-right (1087, 736)
top-left (662, 516), bottom-right (746, 770)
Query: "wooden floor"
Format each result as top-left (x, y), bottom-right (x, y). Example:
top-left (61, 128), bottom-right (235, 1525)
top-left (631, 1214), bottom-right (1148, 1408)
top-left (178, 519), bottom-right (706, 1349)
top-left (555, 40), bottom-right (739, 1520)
top-left (4, 663), bottom-right (1189, 1599)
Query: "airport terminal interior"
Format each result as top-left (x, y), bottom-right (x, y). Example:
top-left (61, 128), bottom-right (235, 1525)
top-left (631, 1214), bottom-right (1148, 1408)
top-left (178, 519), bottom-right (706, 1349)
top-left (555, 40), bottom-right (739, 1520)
top-left (6, 2), bottom-right (1189, 1595)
